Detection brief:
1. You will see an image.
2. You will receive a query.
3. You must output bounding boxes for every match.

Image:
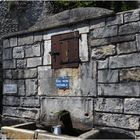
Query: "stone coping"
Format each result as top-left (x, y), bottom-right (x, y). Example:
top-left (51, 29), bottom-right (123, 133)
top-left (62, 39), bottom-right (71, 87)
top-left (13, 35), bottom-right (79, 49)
top-left (1, 7), bottom-right (114, 39)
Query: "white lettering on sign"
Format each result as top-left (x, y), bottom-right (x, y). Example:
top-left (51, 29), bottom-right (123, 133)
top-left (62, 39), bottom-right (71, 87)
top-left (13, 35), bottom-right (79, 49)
top-left (3, 84), bottom-right (17, 94)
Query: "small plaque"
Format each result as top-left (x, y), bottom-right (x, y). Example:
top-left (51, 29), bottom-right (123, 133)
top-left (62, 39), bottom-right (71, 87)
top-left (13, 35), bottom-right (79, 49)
top-left (3, 84), bottom-right (17, 94)
top-left (56, 77), bottom-right (69, 89)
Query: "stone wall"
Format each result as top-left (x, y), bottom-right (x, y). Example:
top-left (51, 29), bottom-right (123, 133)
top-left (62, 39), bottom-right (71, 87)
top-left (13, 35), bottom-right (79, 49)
top-left (2, 7), bottom-right (140, 137)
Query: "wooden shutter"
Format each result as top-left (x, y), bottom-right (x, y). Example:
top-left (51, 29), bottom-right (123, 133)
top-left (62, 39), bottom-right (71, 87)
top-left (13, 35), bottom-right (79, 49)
top-left (51, 31), bottom-right (79, 69)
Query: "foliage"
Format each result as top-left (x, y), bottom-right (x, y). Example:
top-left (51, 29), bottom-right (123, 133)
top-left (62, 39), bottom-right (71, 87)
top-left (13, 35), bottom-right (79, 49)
top-left (51, 1), bottom-right (138, 13)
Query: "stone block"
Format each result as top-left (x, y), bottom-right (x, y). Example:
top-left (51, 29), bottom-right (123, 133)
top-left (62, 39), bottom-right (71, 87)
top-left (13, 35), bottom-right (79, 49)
top-left (3, 48), bottom-right (12, 60)
top-left (124, 10), bottom-right (140, 23)
top-left (109, 53), bottom-right (140, 68)
top-left (3, 84), bottom-right (17, 95)
top-left (3, 96), bottom-right (19, 106)
top-left (10, 37), bottom-right (17, 47)
top-left (34, 33), bottom-right (43, 42)
top-left (17, 60), bottom-right (26, 68)
top-left (18, 108), bottom-right (39, 119)
top-left (27, 57), bottom-right (42, 68)
top-left (91, 45), bottom-right (116, 59)
top-left (98, 58), bottom-right (109, 69)
top-left (20, 97), bottom-right (40, 107)
top-left (90, 18), bottom-right (105, 29)
top-left (79, 62), bottom-right (97, 96)
top-left (79, 34), bottom-right (89, 62)
top-left (119, 21), bottom-right (140, 35)
top-left (43, 40), bottom-right (51, 65)
top-left (24, 68), bottom-right (37, 79)
top-left (26, 79), bottom-right (38, 96)
top-left (98, 83), bottom-right (140, 97)
top-left (90, 35), bottom-right (135, 47)
top-left (73, 24), bottom-right (89, 34)
top-left (25, 43), bottom-right (41, 57)
top-left (3, 106), bottom-right (19, 117)
top-left (13, 46), bottom-right (24, 59)
top-left (120, 68), bottom-right (140, 82)
top-left (17, 80), bottom-right (25, 96)
top-left (4, 70), bottom-right (12, 79)
top-left (124, 98), bottom-right (140, 115)
top-left (106, 14), bottom-right (123, 26)
top-left (43, 27), bottom-right (70, 40)
top-left (94, 112), bottom-right (139, 130)
top-left (3, 39), bottom-right (9, 48)
top-left (18, 35), bottom-right (33, 46)
top-left (3, 60), bottom-right (16, 69)
top-left (41, 97), bottom-right (93, 128)
top-left (38, 66), bottom-right (54, 96)
top-left (95, 98), bottom-right (123, 113)
top-left (12, 70), bottom-right (24, 79)
top-left (98, 69), bottom-right (118, 83)
top-left (91, 25), bottom-right (118, 39)
top-left (117, 41), bottom-right (137, 54)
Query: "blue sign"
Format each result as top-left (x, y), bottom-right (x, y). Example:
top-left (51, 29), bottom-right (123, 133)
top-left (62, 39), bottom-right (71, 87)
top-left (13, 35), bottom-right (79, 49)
top-left (56, 77), bottom-right (69, 89)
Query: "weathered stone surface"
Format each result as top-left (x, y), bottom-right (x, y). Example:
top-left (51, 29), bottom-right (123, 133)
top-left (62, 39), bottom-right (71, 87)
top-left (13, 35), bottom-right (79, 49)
top-left (98, 69), bottom-right (118, 83)
top-left (109, 53), bottom-right (140, 68)
top-left (17, 80), bottom-right (25, 96)
top-left (106, 14), bottom-right (123, 26)
top-left (98, 83), bottom-right (140, 97)
top-left (119, 21), bottom-right (140, 35)
top-left (98, 58), bottom-right (109, 69)
top-left (120, 68), bottom-right (140, 82)
top-left (124, 10), bottom-right (140, 23)
top-left (20, 97), bottom-right (40, 107)
top-left (90, 18), bottom-right (105, 29)
top-left (3, 106), bottom-right (39, 119)
top-left (18, 35), bottom-right (33, 46)
top-left (91, 25), bottom-right (117, 39)
top-left (95, 98), bottom-right (123, 113)
top-left (72, 23), bottom-right (89, 34)
top-left (43, 27), bottom-right (70, 40)
top-left (13, 46), bottom-right (24, 58)
top-left (31, 7), bottom-right (113, 32)
top-left (117, 41), bottom-right (137, 54)
top-left (24, 68), bottom-right (37, 79)
top-left (3, 39), bottom-right (9, 48)
top-left (136, 33), bottom-right (140, 51)
top-left (41, 97), bottom-right (93, 128)
top-left (90, 35), bottom-right (135, 47)
top-left (34, 33), bottom-right (43, 42)
top-left (43, 40), bottom-right (51, 65)
top-left (18, 108), bottom-right (39, 119)
top-left (25, 43), bottom-right (41, 57)
top-left (26, 79), bottom-right (38, 96)
top-left (12, 70), bottom-right (24, 79)
top-left (3, 96), bottom-right (19, 106)
top-left (3, 60), bottom-right (16, 69)
top-left (79, 33), bottom-right (89, 62)
top-left (3, 48), bottom-right (12, 60)
top-left (124, 98), bottom-right (140, 115)
top-left (12, 68), bottom-right (37, 79)
top-left (27, 57), bottom-right (42, 68)
top-left (17, 59), bottom-right (26, 68)
top-left (94, 112), bottom-right (139, 130)
top-left (91, 45), bottom-right (115, 59)
top-left (10, 37), bottom-right (17, 47)
top-left (38, 66), bottom-right (53, 96)
top-left (3, 106), bottom-right (19, 117)
top-left (4, 70), bottom-right (12, 79)
top-left (79, 62), bottom-right (97, 96)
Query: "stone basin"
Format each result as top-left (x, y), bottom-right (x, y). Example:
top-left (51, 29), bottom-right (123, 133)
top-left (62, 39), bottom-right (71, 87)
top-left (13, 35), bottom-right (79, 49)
top-left (1, 122), bottom-right (136, 139)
